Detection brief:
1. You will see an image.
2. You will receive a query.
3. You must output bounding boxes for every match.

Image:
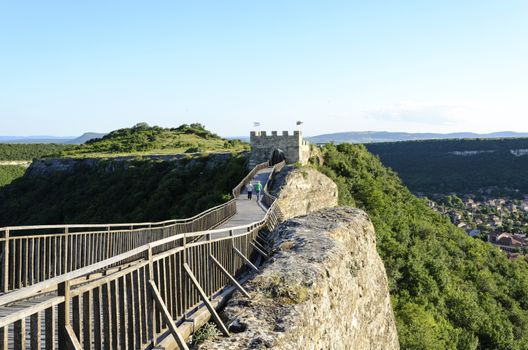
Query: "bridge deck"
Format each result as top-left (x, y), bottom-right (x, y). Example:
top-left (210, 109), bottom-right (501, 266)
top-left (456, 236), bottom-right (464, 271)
top-left (0, 167), bottom-right (275, 349)
top-left (218, 167), bottom-right (271, 230)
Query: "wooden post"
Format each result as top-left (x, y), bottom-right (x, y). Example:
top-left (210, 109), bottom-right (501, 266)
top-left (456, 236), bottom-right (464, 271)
top-left (82, 291), bottom-right (93, 350)
top-left (58, 280), bottom-right (71, 350)
top-left (3, 230), bottom-right (9, 293)
top-left (146, 247), bottom-right (157, 347)
top-left (250, 242), bottom-right (269, 259)
top-left (233, 247), bottom-right (259, 273)
top-left (64, 227), bottom-right (69, 274)
top-left (65, 325), bottom-right (82, 350)
top-left (148, 280), bottom-right (189, 350)
top-left (0, 326), bottom-right (7, 350)
top-left (209, 254), bottom-right (251, 298)
top-left (183, 263), bottom-right (229, 337)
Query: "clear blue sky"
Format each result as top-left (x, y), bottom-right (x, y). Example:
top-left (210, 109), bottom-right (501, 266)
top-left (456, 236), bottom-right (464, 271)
top-left (1, 1), bottom-right (527, 137)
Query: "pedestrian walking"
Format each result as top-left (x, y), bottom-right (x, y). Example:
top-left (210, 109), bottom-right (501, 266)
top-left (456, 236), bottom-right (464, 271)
top-left (247, 182), bottom-right (254, 200)
top-left (255, 180), bottom-right (263, 201)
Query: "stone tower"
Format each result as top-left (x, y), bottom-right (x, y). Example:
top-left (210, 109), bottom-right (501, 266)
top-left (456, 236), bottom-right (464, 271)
top-left (249, 130), bottom-right (311, 168)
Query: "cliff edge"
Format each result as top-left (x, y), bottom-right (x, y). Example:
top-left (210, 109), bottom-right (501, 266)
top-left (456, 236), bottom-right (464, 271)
top-left (198, 206), bottom-right (399, 350)
top-left (271, 165), bottom-right (339, 220)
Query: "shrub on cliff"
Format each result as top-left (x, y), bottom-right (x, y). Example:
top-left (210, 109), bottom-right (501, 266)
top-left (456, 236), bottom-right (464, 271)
top-left (0, 165), bottom-right (26, 187)
top-left (318, 143), bottom-right (528, 350)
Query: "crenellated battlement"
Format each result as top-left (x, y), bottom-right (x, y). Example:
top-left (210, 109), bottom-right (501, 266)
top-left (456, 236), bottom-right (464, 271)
top-left (249, 130), bottom-right (310, 168)
top-left (250, 130), bottom-right (301, 138)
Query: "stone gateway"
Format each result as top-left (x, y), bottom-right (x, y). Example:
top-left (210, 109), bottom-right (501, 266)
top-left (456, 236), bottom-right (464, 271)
top-left (249, 130), bottom-right (311, 168)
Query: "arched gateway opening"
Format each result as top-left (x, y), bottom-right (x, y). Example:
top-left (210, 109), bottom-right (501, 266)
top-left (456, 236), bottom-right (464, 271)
top-left (270, 148), bottom-right (286, 165)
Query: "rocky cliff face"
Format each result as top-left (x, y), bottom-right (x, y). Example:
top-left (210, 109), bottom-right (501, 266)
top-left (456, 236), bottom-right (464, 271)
top-left (25, 152), bottom-right (239, 176)
top-left (271, 166), bottom-right (339, 220)
top-left (198, 207), bottom-right (399, 350)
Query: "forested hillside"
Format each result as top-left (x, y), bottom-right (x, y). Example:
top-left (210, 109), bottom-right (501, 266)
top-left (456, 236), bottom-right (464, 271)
top-left (366, 138), bottom-right (528, 195)
top-left (0, 143), bottom-right (71, 160)
top-left (318, 143), bottom-right (528, 350)
top-left (0, 155), bottom-right (246, 226)
top-left (0, 144), bottom-right (72, 187)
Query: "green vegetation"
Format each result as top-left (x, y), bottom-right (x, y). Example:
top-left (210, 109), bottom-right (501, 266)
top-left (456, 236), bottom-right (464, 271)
top-left (262, 273), bottom-right (309, 305)
top-left (0, 165), bottom-right (26, 187)
top-left (58, 123), bottom-right (248, 158)
top-left (318, 143), bottom-right (528, 350)
top-left (0, 143), bottom-right (71, 160)
top-left (366, 138), bottom-right (528, 196)
top-left (0, 143), bottom-right (71, 188)
top-left (0, 155), bottom-right (246, 226)
top-left (190, 322), bottom-right (221, 347)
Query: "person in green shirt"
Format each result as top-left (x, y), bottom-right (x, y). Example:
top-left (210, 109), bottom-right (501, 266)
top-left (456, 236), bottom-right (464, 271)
top-left (255, 181), bottom-right (263, 201)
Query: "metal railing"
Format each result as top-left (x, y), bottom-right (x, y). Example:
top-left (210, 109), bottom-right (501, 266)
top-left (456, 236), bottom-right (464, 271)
top-left (0, 160), bottom-right (285, 350)
top-left (0, 162), bottom-right (269, 294)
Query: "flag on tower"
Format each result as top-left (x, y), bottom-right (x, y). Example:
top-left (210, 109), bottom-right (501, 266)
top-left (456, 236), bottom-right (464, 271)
top-left (296, 121), bottom-right (303, 126)
top-left (254, 122), bottom-right (261, 127)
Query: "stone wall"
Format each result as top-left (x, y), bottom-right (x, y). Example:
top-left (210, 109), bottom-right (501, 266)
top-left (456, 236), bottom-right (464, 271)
top-left (198, 207), bottom-right (399, 350)
top-left (249, 131), bottom-right (310, 168)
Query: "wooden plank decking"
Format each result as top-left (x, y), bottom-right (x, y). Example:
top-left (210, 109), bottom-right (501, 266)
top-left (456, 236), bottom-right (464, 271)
top-left (0, 166), bottom-right (277, 349)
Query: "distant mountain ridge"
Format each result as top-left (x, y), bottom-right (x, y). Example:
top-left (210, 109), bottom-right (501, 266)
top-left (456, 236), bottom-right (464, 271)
top-left (66, 132), bottom-right (107, 144)
top-left (0, 133), bottom-right (106, 144)
top-left (307, 131), bottom-right (528, 144)
top-left (5, 130), bottom-right (528, 145)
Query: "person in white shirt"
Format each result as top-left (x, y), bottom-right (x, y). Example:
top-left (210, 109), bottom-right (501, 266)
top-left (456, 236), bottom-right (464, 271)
top-left (247, 183), bottom-right (254, 200)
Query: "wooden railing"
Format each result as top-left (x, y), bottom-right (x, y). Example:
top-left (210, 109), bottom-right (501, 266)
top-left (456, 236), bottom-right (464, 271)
top-left (261, 161), bottom-right (286, 208)
top-left (0, 162), bottom-right (269, 294)
top-left (0, 160), bottom-right (284, 350)
top-left (231, 162), bottom-right (269, 198)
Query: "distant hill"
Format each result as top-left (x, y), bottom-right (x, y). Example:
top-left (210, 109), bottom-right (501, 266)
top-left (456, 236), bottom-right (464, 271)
top-left (365, 137), bottom-right (528, 196)
top-left (308, 131), bottom-right (528, 144)
top-left (66, 132), bottom-right (107, 144)
top-left (0, 136), bottom-right (73, 144)
top-left (58, 123), bottom-right (248, 158)
top-left (0, 132), bottom-right (105, 144)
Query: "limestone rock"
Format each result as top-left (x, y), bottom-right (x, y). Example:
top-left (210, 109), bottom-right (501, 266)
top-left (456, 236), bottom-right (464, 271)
top-left (198, 207), bottom-right (399, 350)
top-left (272, 166), bottom-right (338, 220)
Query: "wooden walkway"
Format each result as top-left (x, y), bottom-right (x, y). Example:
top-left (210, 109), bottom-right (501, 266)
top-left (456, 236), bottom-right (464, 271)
top-left (0, 166), bottom-right (276, 349)
top-left (218, 168), bottom-right (272, 230)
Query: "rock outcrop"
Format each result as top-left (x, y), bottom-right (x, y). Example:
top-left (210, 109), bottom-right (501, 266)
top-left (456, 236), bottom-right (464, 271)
top-left (25, 152), bottom-right (239, 176)
top-left (271, 166), bottom-right (338, 220)
top-left (198, 207), bottom-right (399, 350)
